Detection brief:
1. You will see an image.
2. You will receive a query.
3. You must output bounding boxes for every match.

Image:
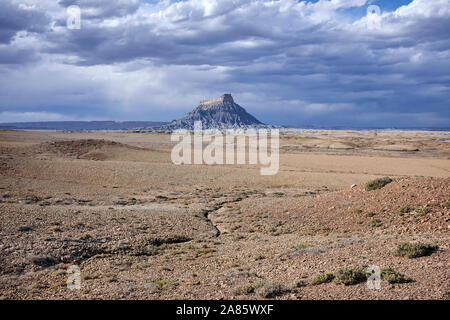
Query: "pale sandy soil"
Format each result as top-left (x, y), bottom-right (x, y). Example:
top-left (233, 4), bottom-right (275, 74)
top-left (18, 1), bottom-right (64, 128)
top-left (0, 129), bottom-right (448, 300)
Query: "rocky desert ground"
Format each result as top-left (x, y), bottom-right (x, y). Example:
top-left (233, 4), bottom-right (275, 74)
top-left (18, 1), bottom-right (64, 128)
top-left (0, 129), bottom-right (449, 300)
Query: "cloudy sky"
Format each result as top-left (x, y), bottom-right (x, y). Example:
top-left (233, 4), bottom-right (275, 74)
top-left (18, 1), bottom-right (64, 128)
top-left (0, 0), bottom-right (449, 127)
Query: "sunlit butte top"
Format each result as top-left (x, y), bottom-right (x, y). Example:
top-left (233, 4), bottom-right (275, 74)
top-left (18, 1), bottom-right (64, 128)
top-left (200, 94), bottom-right (234, 105)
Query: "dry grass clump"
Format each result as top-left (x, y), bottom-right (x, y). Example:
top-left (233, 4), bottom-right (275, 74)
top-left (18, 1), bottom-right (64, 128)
top-left (232, 282), bottom-right (264, 296)
top-left (394, 242), bottom-right (438, 258)
top-left (82, 274), bottom-right (100, 280)
top-left (335, 267), bottom-right (367, 285)
top-left (381, 268), bottom-right (412, 284)
top-left (365, 177), bottom-right (392, 191)
top-left (290, 279), bottom-right (307, 289)
top-left (311, 273), bottom-right (335, 285)
top-left (255, 283), bottom-right (291, 298)
top-left (293, 244), bottom-right (310, 250)
top-left (416, 207), bottom-right (431, 216)
top-left (153, 279), bottom-right (179, 290)
top-left (398, 206), bottom-right (413, 214)
top-left (232, 281), bottom-right (291, 298)
top-left (442, 200), bottom-right (450, 209)
top-left (368, 219), bottom-right (382, 227)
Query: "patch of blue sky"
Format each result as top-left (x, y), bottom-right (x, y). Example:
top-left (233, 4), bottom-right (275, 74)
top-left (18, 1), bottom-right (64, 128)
top-left (302, 0), bottom-right (414, 21)
top-left (336, 0), bottom-right (413, 23)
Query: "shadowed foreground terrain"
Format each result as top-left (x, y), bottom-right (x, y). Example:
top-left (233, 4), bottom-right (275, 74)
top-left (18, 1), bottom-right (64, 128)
top-left (0, 129), bottom-right (449, 299)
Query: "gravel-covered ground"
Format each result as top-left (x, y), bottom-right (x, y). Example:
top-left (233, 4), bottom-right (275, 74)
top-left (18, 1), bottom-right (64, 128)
top-left (0, 130), bottom-right (448, 300)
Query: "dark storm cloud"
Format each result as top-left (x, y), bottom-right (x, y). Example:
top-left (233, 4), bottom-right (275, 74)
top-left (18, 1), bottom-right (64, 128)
top-left (49, 0), bottom-right (334, 66)
top-left (0, 47), bottom-right (39, 64)
top-left (0, 1), bottom-right (50, 44)
top-left (0, 0), bottom-right (449, 127)
top-left (45, 23), bottom-right (177, 66)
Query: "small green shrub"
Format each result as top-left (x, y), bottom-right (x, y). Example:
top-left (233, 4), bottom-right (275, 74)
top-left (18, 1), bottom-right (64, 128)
top-left (317, 225), bottom-right (331, 232)
top-left (368, 219), bottom-right (382, 227)
top-left (394, 242), bottom-right (438, 258)
top-left (365, 212), bottom-right (376, 218)
top-left (398, 206), bottom-right (413, 214)
top-left (254, 254), bottom-right (265, 261)
top-left (381, 268), bottom-right (412, 284)
top-left (353, 209), bottom-right (363, 214)
top-left (311, 273), bottom-right (335, 285)
top-left (232, 282), bottom-right (263, 296)
top-left (153, 279), bottom-right (179, 290)
top-left (335, 267), bottom-right (367, 285)
top-left (365, 177), bottom-right (392, 191)
top-left (290, 279), bottom-right (307, 289)
top-left (442, 201), bottom-right (450, 209)
top-left (416, 207), bottom-right (431, 216)
top-left (294, 244), bottom-right (310, 250)
top-left (255, 283), bottom-right (290, 298)
top-left (82, 274), bottom-right (100, 280)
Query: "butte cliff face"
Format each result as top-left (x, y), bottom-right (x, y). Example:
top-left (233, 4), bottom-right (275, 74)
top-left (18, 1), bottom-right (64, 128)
top-left (160, 94), bottom-right (268, 130)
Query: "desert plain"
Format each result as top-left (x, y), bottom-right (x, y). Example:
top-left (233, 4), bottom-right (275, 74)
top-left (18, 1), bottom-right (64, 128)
top-left (0, 129), bottom-right (449, 299)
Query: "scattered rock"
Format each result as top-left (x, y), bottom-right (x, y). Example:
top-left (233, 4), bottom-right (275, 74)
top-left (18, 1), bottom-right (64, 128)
top-left (30, 254), bottom-right (57, 267)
